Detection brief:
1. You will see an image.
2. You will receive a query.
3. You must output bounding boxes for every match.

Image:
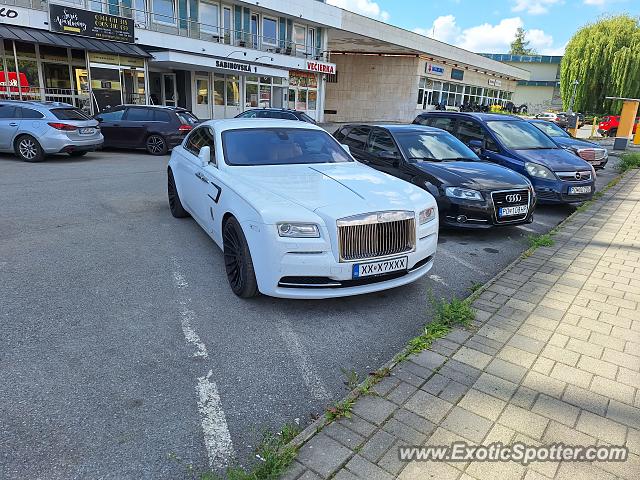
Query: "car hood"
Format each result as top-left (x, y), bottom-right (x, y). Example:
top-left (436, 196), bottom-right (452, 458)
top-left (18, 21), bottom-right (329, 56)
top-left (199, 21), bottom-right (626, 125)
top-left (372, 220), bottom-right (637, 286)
top-left (229, 162), bottom-right (432, 222)
top-left (513, 148), bottom-right (592, 171)
top-left (551, 137), bottom-right (600, 149)
top-left (415, 161), bottom-right (530, 191)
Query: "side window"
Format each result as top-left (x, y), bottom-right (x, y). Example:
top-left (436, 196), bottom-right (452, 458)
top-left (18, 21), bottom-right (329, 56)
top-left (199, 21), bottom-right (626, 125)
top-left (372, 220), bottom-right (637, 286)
top-left (414, 115), bottom-right (429, 126)
top-left (343, 126), bottom-right (371, 150)
top-left (0, 105), bottom-right (18, 119)
top-left (485, 134), bottom-right (499, 152)
top-left (368, 129), bottom-right (399, 156)
top-left (19, 107), bottom-right (45, 119)
top-left (333, 127), bottom-right (348, 142)
top-left (98, 109), bottom-right (125, 121)
top-left (456, 120), bottom-right (483, 145)
top-left (185, 127), bottom-right (216, 164)
top-left (428, 116), bottom-right (456, 133)
top-left (154, 110), bottom-right (172, 123)
top-left (242, 110), bottom-right (258, 118)
top-left (125, 108), bottom-right (154, 122)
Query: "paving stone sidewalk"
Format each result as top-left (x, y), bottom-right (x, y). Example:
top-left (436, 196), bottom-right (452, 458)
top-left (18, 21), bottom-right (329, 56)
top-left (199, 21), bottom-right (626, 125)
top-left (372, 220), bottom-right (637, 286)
top-left (285, 169), bottom-right (640, 480)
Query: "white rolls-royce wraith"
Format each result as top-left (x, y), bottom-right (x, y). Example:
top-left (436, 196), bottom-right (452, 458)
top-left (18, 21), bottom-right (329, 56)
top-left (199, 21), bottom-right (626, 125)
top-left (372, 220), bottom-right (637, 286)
top-left (167, 119), bottom-right (438, 299)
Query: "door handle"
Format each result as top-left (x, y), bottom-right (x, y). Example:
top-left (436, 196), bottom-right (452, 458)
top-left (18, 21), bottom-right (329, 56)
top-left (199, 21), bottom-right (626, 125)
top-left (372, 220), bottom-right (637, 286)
top-left (9, 123), bottom-right (18, 127)
top-left (195, 172), bottom-right (209, 183)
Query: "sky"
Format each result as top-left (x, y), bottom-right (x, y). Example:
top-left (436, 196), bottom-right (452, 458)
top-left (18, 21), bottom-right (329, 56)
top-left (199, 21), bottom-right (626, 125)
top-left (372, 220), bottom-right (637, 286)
top-left (326, 0), bottom-right (638, 55)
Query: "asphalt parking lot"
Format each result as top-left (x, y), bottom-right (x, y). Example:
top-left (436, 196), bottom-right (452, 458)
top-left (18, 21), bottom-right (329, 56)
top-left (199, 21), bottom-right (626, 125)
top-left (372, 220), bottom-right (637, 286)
top-left (0, 149), bottom-right (620, 479)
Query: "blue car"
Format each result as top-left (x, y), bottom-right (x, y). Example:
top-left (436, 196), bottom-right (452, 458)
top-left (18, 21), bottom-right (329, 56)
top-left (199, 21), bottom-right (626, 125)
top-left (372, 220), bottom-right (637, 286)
top-left (414, 112), bottom-right (596, 204)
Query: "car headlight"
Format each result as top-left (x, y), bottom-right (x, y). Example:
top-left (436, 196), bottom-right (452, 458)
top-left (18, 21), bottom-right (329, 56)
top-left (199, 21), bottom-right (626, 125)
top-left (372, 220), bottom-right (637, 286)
top-left (445, 187), bottom-right (484, 201)
top-left (419, 207), bottom-right (436, 224)
top-left (277, 223), bottom-right (320, 238)
top-left (525, 162), bottom-right (556, 179)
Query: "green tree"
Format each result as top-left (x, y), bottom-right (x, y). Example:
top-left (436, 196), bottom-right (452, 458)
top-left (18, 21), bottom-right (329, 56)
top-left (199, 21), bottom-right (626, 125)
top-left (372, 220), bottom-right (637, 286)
top-left (560, 15), bottom-right (640, 114)
top-left (510, 28), bottom-right (537, 55)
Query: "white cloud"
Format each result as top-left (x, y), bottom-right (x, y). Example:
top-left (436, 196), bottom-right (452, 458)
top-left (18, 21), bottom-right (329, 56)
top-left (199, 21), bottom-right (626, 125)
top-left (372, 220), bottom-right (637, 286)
top-left (326, 0), bottom-right (390, 22)
top-left (512, 0), bottom-right (562, 15)
top-left (584, 0), bottom-right (606, 5)
top-left (414, 15), bottom-right (565, 55)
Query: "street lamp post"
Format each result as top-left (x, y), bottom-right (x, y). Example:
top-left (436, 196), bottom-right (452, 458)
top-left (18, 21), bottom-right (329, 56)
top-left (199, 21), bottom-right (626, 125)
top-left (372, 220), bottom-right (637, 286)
top-left (568, 79), bottom-right (579, 114)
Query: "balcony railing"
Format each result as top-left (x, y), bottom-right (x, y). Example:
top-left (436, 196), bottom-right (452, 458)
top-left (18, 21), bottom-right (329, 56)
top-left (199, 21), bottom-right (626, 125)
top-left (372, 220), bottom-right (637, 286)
top-left (0, 0), bottom-right (327, 61)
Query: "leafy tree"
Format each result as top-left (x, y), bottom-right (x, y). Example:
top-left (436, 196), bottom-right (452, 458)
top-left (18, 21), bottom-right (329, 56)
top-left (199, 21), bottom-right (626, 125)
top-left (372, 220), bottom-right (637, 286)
top-left (510, 28), bottom-right (537, 55)
top-left (561, 15), bottom-right (640, 114)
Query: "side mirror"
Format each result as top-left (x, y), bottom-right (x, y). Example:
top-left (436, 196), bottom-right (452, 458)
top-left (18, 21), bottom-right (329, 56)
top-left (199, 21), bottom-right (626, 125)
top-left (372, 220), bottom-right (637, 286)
top-left (468, 139), bottom-right (484, 154)
top-left (198, 146), bottom-right (211, 167)
top-left (95, 116), bottom-right (103, 122)
top-left (376, 150), bottom-right (398, 161)
top-left (341, 144), bottom-right (350, 154)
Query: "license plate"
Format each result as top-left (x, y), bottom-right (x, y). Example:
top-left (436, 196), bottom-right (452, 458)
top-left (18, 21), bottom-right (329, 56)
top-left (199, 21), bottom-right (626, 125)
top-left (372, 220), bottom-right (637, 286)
top-left (569, 186), bottom-right (592, 195)
top-left (79, 128), bottom-right (95, 135)
top-left (499, 205), bottom-right (528, 217)
top-left (353, 256), bottom-right (408, 279)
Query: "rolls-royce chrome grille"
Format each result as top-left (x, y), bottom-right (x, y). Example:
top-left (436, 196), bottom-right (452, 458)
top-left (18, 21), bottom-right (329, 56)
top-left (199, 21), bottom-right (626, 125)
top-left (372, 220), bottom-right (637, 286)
top-left (337, 211), bottom-right (416, 262)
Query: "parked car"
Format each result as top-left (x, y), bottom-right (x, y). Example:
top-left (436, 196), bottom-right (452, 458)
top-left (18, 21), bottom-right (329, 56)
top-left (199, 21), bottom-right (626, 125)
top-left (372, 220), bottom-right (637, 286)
top-left (167, 118), bottom-right (438, 299)
top-left (529, 119), bottom-right (608, 169)
top-left (95, 105), bottom-right (199, 155)
top-left (414, 112), bottom-right (596, 204)
top-left (0, 100), bottom-right (103, 162)
top-left (333, 124), bottom-right (535, 228)
top-left (598, 115), bottom-right (640, 137)
top-left (535, 112), bottom-right (567, 128)
top-left (235, 108), bottom-right (317, 124)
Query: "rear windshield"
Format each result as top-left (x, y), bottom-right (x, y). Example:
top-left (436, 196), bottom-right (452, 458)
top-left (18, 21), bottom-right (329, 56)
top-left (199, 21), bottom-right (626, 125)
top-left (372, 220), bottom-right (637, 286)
top-left (487, 120), bottom-right (558, 150)
top-left (51, 108), bottom-right (90, 120)
top-left (222, 128), bottom-right (353, 166)
top-left (177, 111), bottom-right (199, 125)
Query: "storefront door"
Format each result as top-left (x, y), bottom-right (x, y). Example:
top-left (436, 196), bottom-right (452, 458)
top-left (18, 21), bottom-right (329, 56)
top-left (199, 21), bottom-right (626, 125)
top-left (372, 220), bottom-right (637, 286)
top-left (194, 75), bottom-right (211, 119)
top-left (163, 73), bottom-right (177, 106)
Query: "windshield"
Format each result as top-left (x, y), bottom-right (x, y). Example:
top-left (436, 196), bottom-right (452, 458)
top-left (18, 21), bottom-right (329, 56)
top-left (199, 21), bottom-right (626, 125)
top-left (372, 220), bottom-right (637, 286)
top-left (487, 120), bottom-right (558, 150)
top-left (222, 128), bottom-right (353, 166)
top-left (531, 121), bottom-right (569, 138)
top-left (395, 132), bottom-right (478, 162)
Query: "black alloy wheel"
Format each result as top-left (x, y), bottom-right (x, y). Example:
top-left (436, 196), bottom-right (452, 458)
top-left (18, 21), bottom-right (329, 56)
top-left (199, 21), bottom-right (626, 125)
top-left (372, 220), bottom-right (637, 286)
top-left (146, 134), bottom-right (168, 155)
top-left (167, 169), bottom-right (189, 218)
top-left (223, 217), bottom-right (258, 298)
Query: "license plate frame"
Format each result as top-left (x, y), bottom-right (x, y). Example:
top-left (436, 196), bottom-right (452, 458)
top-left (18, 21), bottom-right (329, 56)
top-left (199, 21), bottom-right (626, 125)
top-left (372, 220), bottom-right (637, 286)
top-left (499, 205), bottom-right (528, 218)
top-left (79, 127), bottom-right (95, 135)
top-left (569, 186), bottom-right (592, 195)
top-left (353, 256), bottom-right (408, 279)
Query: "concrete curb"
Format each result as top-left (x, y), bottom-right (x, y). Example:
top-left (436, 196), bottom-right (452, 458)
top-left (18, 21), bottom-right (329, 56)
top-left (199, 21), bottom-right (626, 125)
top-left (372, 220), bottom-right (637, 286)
top-left (284, 165), bottom-right (635, 461)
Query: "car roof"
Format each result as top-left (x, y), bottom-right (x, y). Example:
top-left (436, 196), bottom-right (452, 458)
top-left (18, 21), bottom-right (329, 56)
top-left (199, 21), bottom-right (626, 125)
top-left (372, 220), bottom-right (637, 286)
top-left (0, 100), bottom-right (74, 108)
top-left (418, 111), bottom-right (520, 122)
top-left (202, 118), bottom-right (324, 132)
top-left (243, 108), bottom-right (304, 114)
top-left (122, 104), bottom-right (187, 111)
top-left (341, 123), bottom-right (444, 134)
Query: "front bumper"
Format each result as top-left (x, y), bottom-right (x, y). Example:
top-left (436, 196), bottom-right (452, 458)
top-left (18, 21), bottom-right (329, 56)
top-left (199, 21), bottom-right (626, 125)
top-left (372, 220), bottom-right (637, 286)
top-left (532, 177), bottom-right (595, 204)
top-left (243, 220), bottom-right (438, 299)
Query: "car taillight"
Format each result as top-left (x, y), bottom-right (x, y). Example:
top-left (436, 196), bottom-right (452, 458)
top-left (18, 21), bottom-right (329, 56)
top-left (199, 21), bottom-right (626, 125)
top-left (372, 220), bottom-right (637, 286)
top-left (178, 125), bottom-right (193, 132)
top-left (48, 122), bottom-right (78, 131)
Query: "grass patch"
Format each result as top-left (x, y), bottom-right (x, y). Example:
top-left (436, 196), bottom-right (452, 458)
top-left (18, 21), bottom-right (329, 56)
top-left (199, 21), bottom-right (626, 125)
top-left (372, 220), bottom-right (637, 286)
top-left (617, 152), bottom-right (640, 173)
top-left (325, 398), bottom-right (354, 422)
top-left (469, 282), bottom-right (484, 294)
top-left (527, 233), bottom-right (554, 249)
top-left (358, 367), bottom-right (392, 395)
top-left (199, 425), bottom-right (300, 480)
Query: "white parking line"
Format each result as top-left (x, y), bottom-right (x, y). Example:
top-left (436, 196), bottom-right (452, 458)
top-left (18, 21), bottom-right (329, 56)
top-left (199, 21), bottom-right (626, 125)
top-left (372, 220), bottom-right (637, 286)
top-left (171, 256), bottom-right (235, 471)
top-left (197, 371), bottom-right (236, 470)
top-left (438, 247), bottom-right (487, 276)
top-left (429, 274), bottom-right (449, 286)
top-left (278, 319), bottom-right (330, 401)
top-left (517, 225), bottom-right (538, 233)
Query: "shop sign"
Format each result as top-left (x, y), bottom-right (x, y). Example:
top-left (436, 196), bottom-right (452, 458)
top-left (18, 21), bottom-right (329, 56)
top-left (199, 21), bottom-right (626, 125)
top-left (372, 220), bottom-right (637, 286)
top-left (426, 63), bottom-right (445, 76)
top-left (215, 60), bottom-right (258, 74)
top-left (49, 4), bottom-right (134, 43)
top-left (306, 60), bottom-right (336, 74)
top-left (0, 5), bottom-right (30, 27)
top-left (488, 78), bottom-right (502, 87)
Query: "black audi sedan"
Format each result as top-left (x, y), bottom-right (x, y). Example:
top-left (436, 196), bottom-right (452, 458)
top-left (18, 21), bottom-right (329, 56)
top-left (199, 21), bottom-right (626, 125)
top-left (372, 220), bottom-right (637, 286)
top-left (334, 124), bottom-right (536, 229)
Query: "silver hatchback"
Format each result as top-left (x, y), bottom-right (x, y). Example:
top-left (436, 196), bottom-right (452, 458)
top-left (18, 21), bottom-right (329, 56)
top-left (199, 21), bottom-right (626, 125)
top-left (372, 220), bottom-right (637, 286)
top-left (0, 100), bottom-right (103, 162)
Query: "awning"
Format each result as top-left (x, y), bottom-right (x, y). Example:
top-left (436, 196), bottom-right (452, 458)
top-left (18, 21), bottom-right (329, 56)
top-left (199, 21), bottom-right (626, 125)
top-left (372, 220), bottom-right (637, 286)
top-left (0, 24), bottom-right (150, 58)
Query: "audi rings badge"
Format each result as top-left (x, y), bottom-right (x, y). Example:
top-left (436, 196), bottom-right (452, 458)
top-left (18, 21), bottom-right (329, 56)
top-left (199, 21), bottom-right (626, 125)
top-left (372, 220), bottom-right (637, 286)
top-left (506, 194), bottom-right (522, 203)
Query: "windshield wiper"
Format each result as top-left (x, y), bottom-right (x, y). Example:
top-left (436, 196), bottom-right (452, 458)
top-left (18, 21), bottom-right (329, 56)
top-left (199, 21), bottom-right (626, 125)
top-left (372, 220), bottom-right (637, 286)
top-left (406, 156), bottom-right (441, 162)
top-left (440, 157), bottom-right (477, 162)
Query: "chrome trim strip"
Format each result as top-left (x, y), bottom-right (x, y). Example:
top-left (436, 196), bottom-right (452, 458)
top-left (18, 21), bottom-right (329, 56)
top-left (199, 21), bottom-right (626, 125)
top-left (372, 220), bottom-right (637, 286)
top-left (337, 210), bottom-right (414, 227)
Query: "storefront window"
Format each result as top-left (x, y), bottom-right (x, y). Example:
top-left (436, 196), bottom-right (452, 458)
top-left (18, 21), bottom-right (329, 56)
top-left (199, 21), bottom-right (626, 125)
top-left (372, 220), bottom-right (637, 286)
top-left (214, 75), bottom-right (225, 105)
top-left (259, 84), bottom-right (271, 107)
top-left (197, 78), bottom-right (209, 104)
top-left (296, 89), bottom-right (307, 110)
top-left (246, 82), bottom-right (258, 107)
top-left (226, 75), bottom-right (240, 106)
top-left (308, 89), bottom-right (317, 110)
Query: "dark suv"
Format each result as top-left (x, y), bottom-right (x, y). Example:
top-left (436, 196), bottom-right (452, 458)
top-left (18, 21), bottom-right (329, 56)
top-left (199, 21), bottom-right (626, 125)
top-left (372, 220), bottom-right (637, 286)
top-left (414, 112), bottom-right (596, 204)
top-left (95, 105), bottom-right (199, 155)
top-left (235, 108), bottom-right (317, 124)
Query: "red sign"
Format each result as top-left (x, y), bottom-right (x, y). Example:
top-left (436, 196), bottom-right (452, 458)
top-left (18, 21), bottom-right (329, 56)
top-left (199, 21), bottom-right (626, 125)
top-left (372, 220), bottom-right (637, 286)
top-left (0, 71), bottom-right (30, 92)
top-left (306, 61), bottom-right (336, 75)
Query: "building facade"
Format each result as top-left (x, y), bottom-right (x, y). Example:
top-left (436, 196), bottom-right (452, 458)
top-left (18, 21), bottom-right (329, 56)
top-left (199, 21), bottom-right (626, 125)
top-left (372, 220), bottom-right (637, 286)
top-left (0, 0), bottom-right (337, 120)
top-left (481, 54), bottom-right (563, 114)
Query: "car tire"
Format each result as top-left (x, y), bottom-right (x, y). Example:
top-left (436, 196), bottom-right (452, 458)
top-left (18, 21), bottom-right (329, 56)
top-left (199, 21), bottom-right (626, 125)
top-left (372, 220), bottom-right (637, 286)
top-left (167, 168), bottom-right (190, 218)
top-left (14, 135), bottom-right (45, 162)
top-left (609, 128), bottom-right (617, 138)
top-left (146, 134), bottom-right (168, 155)
top-left (223, 217), bottom-right (259, 298)
top-left (68, 151), bottom-right (88, 157)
